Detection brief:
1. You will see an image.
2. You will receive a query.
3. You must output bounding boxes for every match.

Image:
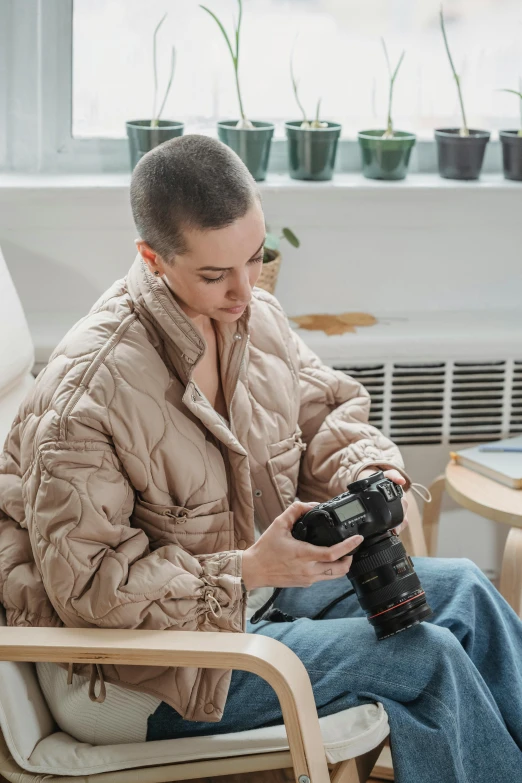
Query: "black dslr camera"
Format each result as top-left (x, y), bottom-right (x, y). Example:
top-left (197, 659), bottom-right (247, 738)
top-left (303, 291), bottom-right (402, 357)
top-left (292, 471), bottom-right (432, 640)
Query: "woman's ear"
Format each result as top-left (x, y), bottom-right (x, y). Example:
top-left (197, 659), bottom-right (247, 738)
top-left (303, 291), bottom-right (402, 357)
top-left (135, 240), bottom-right (164, 276)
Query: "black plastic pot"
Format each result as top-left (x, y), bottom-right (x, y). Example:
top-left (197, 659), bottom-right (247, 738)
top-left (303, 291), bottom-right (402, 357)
top-left (500, 131), bottom-right (522, 181)
top-left (217, 121), bottom-right (274, 181)
top-left (357, 130), bottom-right (416, 180)
top-left (435, 129), bottom-right (490, 180)
top-left (285, 121), bottom-right (342, 180)
top-left (126, 120), bottom-right (184, 170)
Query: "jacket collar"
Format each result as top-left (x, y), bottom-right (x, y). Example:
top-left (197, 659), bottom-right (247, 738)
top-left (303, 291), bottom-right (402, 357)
top-left (126, 254), bottom-right (251, 386)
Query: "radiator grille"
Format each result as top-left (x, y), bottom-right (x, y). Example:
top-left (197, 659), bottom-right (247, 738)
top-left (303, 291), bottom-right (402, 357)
top-left (510, 360), bottom-right (522, 435)
top-left (333, 358), bottom-right (521, 446)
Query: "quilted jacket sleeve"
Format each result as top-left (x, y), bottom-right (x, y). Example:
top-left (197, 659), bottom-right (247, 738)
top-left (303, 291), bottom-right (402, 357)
top-left (24, 436), bottom-right (244, 633)
top-left (290, 329), bottom-right (408, 502)
top-left (0, 416), bottom-right (61, 627)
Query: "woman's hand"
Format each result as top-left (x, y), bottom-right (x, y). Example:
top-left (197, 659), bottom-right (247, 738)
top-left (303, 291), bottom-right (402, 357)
top-left (357, 467), bottom-right (409, 536)
top-left (241, 500), bottom-right (364, 591)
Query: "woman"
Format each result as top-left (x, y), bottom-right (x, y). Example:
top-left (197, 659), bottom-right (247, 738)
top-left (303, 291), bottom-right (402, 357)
top-left (0, 135), bottom-right (521, 782)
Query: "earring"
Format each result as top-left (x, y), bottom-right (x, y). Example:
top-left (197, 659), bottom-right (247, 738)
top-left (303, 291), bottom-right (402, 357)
top-left (154, 271), bottom-right (160, 276)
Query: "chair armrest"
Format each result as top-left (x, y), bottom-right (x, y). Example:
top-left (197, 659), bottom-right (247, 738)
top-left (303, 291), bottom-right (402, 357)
top-left (0, 626), bottom-right (330, 783)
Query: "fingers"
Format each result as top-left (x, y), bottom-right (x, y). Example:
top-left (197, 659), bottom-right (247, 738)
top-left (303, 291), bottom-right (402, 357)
top-left (383, 469), bottom-right (406, 485)
top-left (277, 500), bottom-right (319, 530)
top-left (297, 533), bottom-right (364, 563)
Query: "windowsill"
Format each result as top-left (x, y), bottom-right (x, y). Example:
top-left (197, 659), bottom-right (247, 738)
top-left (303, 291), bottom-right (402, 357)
top-left (0, 171), bottom-right (519, 190)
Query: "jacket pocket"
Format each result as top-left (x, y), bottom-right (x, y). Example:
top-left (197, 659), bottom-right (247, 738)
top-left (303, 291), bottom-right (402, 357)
top-left (266, 431), bottom-right (307, 508)
top-left (132, 499), bottom-right (233, 556)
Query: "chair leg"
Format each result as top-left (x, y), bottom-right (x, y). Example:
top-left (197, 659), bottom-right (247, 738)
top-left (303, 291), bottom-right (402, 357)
top-left (329, 759), bottom-right (360, 783)
top-left (499, 526), bottom-right (522, 618)
top-left (422, 475), bottom-right (445, 558)
top-left (329, 741), bottom-right (387, 783)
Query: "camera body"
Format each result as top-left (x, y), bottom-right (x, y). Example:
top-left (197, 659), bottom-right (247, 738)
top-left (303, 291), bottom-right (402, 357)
top-left (292, 470), bottom-right (404, 549)
top-left (292, 470), bottom-right (432, 640)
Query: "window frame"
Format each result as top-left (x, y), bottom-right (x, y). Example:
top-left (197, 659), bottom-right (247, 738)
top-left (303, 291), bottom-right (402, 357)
top-left (0, 0), bottom-right (503, 176)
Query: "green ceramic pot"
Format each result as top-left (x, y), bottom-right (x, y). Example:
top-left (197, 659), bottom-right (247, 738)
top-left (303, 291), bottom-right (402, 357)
top-left (217, 120), bottom-right (274, 181)
top-left (499, 131), bottom-right (522, 181)
top-left (126, 120), bottom-right (184, 170)
top-left (358, 130), bottom-right (416, 180)
top-left (285, 121), bottom-right (342, 181)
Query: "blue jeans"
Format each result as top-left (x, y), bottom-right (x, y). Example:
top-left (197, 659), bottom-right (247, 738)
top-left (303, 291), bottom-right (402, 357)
top-left (147, 558), bottom-right (522, 783)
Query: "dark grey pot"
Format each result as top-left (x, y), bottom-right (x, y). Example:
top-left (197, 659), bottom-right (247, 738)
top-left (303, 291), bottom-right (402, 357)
top-left (285, 121), bottom-right (342, 180)
top-left (435, 129), bottom-right (490, 180)
top-left (217, 121), bottom-right (274, 181)
top-left (126, 120), bottom-right (184, 170)
top-left (500, 131), bottom-right (522, 181)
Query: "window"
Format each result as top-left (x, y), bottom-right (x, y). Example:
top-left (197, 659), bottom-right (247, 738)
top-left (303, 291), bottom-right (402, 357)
top-left (1, 0), bottom-right (520, 173)
top-left (73, 0), bottom-right (522, 140)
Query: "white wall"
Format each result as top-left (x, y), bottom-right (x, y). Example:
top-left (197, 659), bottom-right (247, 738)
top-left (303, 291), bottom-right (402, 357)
top-left (2, 174), bottom-right (522, 344)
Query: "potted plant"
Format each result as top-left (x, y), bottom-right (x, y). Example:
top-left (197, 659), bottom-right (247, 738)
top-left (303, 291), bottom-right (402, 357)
top-left (435, 6), bottom-right (490, 180)
top-left (284, 46), bottom-right (342, 181)
top-left (126, 13), bottom-right (184, 170)
top-left (357, 39), bottom-right (416, 180)
top-left (200, 0), bottom-right (274, 181)
top-left (256, 227), bottom-right (300, 294)
top-left (498, 82), bottom-right (522, 181)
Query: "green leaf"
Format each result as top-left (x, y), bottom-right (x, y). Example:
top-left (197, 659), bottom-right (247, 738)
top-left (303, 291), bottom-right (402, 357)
top-left (392, 50), bottom-right (405, 83)
top-left (264, 233), bottom-right (279, 251)
top-left (282, 227), bottom-right (300, 248)
top-left (200, 5), bottom-right (235, 64)
top-left (499, 88), bottom-right (522, 100)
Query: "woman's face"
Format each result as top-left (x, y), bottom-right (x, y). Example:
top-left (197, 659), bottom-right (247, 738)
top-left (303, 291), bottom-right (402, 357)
top-left (137, 202), bottom-right (266, 323)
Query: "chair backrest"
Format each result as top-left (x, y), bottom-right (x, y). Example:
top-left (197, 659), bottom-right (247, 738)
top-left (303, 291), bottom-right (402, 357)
top-left (402, 490), bottom-right (428, 558)
top-left (0, 246), bottom-right (35, 443)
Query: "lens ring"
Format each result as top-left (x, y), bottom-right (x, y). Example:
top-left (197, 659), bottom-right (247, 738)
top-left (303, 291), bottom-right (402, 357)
top-left (356, 572), bottom-right (421, 612)
top-left (350, 541), bottom-right (408, 577)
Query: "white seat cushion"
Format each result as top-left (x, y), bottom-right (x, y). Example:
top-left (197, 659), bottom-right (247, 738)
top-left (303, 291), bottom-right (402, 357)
top-left (0, 246), bottom-right (34, 398)
top-left (24, 702), bottom-right (389, 777)
top-left (0, 246), bottom-right (35, 444)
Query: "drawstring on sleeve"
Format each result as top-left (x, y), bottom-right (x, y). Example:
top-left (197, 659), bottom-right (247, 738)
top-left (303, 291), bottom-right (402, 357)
top-left (88, 663), bottom-right (107, 704)
top-left (204, 590), bottom-right (223, 618)
top-left (410, 482), bottom-right (432, 504)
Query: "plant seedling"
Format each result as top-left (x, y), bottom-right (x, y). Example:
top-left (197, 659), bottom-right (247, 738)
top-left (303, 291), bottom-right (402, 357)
top-left (381, 38), bottom-right (405, 139)
top-left (440, 4), bottom-right (469, 137)
top-left (498, 79), bottom-right (522, 137)
top-left (200, 0), bottom-right (253, 129)
top-left (151, 13), bottom-right (176, 128)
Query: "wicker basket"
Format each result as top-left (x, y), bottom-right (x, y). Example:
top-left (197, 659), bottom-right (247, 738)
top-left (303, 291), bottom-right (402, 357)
top-left (256, 250), bottom-right (281, 294)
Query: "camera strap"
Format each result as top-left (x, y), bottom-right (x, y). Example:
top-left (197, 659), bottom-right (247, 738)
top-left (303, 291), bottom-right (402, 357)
top-left (249, 588), bottom-right (285, 624)
top-left (249, 585), bottom-right (357, 624)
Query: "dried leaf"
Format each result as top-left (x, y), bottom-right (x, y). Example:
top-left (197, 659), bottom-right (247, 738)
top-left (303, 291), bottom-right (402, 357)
top-left (290, 312), bottom-right (377, 335)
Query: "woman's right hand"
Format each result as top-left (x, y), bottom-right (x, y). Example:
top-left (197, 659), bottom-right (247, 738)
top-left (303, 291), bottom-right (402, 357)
top-left (241, 500), bottom-right (364, 591)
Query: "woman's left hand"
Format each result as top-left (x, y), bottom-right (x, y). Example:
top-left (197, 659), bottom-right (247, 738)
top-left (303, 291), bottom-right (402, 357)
top-left (356, 467), bottom-right (409, 536)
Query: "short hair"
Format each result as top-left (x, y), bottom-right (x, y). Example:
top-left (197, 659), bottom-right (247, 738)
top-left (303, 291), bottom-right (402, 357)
top-left (130, 134), bottom-right (260, 262)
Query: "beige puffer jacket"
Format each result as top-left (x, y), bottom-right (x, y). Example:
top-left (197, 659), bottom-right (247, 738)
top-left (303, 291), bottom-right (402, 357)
top-left (0, 256), bottom-right (406, 722)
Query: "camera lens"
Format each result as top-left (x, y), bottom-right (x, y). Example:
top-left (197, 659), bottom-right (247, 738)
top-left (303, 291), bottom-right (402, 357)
top-left (349, 533), bottom-right (433, 640)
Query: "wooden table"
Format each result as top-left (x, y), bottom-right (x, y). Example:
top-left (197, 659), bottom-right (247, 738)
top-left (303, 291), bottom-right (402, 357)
top-left (424, 463), bottom-right (522, 618)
